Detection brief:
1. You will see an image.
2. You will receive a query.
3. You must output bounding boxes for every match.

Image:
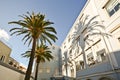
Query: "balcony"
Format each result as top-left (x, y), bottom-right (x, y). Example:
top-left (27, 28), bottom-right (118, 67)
top-left (76, 60), bottom-right (112, 78)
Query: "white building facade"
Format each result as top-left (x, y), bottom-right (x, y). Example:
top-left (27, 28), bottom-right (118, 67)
top-left (37, 44), bottom-right (62, 80)
top-left (61, 0), bottom-right (120, 80)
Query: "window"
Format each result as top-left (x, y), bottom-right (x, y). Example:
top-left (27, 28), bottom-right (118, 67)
top-left (46, 68), bottom-right (50, 73)
top-left (76, 60), bottom-right (84, 71)
top-left (71, 69), bottom-right (74, 77)
top-left (97, 49), bottom-right (106, 62)
top-left (9, 61), bottom-right (13, 65)
top-left (80, 60), bottom-right (84, 69)
top-left (118, 37), bottom-right (120, 42)
top-left (69, 49), bottom-right (72, 57)
top-left (39, 68), bottom-right (43, 73)
top-left (75, 61), bottom-right (80, 71)
top-left (68, 35), bottom-right (71, 42)
top-left (68, 38), bottom-right (71, 42)
top-left (54, 68), bottom-right (58, 75)
top-left (0, 55), bottom-right (5, 62)
top-left (87, 53), bottom-right (95, 66)
top-left (105, 0), bottom-right (120, 16)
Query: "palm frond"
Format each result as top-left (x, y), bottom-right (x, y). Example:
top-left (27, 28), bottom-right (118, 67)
top-left (42, 21), bottom-right (54, 27)
top-left (87, 15), bottom-right (99, 26)
top-left (21, 51), bottom-right (31, 58)
top-left (44, 27), bottom-right (57, 34)
top-left (22, 44), bottom-right (53, 63)
top-left (9, 11), bottom-right (57, 46)
top-left (24, 36), bottom-right (32, 45)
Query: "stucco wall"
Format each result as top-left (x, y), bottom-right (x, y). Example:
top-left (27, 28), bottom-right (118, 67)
top-left (0, 62), bottom-right (33, 80)
top-left (0, 41), bottom-right (11, 63)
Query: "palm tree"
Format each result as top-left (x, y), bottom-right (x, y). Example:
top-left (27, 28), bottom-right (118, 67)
top-left (22, 44), bottom-right (53, 80)
top-left (71, 15), bottom-right (108, 69)
top-left (8, 12), bottom-right (57, 80)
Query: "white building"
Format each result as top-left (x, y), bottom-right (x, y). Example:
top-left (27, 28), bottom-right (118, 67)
top-left (61, 0), bottom-right (120, 80)
top-left (0, 40), bottom-right (33, 80)
top-left (37, 44), bottom-right (62, 80)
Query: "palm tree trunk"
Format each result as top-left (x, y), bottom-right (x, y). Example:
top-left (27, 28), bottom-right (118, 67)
top-left (25, 38), bottom-right (37, 80)
top-left (35, 62), bottom-right (39, 80)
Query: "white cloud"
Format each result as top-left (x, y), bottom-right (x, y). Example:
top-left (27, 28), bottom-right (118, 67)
top-left (0, 28), bottom-right (10, 41)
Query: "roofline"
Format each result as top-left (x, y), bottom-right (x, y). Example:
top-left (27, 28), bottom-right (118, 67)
top-left (61, 0), bottom-right (90, 46)
top-left (0, 40), bottom-right (12, 51)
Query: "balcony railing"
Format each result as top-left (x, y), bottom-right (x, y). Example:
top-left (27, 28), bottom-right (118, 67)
top-left (76, 60), bottom-right (112, 78)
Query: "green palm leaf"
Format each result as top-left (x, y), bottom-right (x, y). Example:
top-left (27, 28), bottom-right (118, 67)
top-left (9, 12), bottom-right (57, 80)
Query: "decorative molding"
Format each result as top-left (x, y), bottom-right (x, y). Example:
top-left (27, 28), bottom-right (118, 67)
top-left (110, 25), bottom-right (120, 33)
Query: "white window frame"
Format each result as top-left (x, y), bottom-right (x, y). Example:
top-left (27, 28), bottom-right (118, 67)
top-left (97, 49), bottom-right (106, 62)
top-left (105, 0), bottom-right (120, 16)
top-left (87, 53), bottom-right (95, 66)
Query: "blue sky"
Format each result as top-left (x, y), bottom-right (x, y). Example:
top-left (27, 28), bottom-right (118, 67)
top-left (0, 0), bottom-right (87, 67)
